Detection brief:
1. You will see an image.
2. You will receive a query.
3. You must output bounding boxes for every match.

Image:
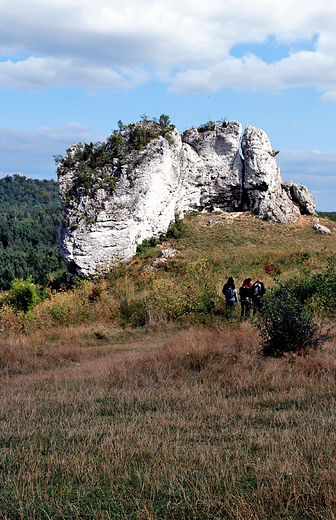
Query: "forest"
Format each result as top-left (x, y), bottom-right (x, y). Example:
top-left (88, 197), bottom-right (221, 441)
top-left (0, 174), bottom-right (65, 290)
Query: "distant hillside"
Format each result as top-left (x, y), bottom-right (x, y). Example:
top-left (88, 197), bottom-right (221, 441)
top-left (0, 175), bottom-right (64, 290)
top-left (318, 211), bottom-right (336, 222)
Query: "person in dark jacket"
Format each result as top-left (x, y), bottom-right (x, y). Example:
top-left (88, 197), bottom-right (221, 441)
top-left (251, 278), bottom-right (266, 314)
top-left (222, 276), bottom-right (238, 320)
top-left (239, 278), bottom-right (252, 318)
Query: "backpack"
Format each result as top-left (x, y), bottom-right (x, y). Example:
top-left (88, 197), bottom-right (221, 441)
top-left (253, 282), bottom-right (262, 297)
top-left (225, 287), bottom-right (234, 300)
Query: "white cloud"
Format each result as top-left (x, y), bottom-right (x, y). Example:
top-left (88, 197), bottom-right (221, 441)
top-left (0, 123), bottom-right (105, 177)
top-left (0, 0), bottom-right (336, 96)
top-left (320, 91), bottom-right (336, 102)
top-left (0, 57), bottom-right (148, 90)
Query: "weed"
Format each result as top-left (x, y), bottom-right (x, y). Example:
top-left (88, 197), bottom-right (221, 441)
top-left (93, 328), bottom-right (109, 340)
top-left (119, 297), bottom-right (149, 328)
top-left (89, 286), bottom-right (103, 302)
top-left (166, 210), bottom-right (185, 239)
top-left (264, 261), bottom-right (281, 275)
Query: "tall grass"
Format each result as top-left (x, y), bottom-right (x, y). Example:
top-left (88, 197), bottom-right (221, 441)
top-left (1, 325), bottom-right (336, 518)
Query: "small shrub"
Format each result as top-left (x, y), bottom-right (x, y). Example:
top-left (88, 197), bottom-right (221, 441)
top-left (280, 264), bottom-right (336, 317)
top-left (192, 283), bottom-right (222, 323)
top-left (93, 328), bottom-right (109, 340)
top-left (46, 270), bottom-right (67, 292)
top-left (89, 287), bottom-right (103, 302)
top-left (166, 211), bottom-right (185, 239)
top-left (10, 277), bottom-right (42, 313)
top-left (268, 149), bottom-right (280, 157)
top-left (49, 301), bottom-right (72, 325)
top-left (136, 237), bottom-right (158, 254)
top-left (198, 120), bottom-right (215, 133)
top-left (257, 285), bottom-right (322, 356)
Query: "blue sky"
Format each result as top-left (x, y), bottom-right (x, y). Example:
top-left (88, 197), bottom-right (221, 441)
top-left (0, 0), bottom-right (336, 210)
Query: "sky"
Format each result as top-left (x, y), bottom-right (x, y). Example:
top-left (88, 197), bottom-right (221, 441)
top-left (0, 0), bottom-right (336, 210)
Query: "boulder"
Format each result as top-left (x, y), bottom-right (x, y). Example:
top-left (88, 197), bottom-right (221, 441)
top-left (179, 121), bottom-right (244, 213)
top-left (152, 247), bottom-right (177, 268)
top-left (57, 130), bottom-right (182, 276)
top-left (313, 223), bottom-right (331, 235)
top-left (282, 181), bottom-right (316, 215)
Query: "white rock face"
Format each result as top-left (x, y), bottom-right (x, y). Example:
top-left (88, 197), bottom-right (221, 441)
top-left (241, 125), bottom-right (301, 223)
top-left (58, 131), bottom-right (182, 275)
top-left (178, 121), bottom-right (243, 213)
top-left (57, 120), bottom-right (316, 276)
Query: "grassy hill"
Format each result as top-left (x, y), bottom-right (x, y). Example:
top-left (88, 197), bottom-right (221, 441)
top-left (1, 211), bottom-right (336, 519)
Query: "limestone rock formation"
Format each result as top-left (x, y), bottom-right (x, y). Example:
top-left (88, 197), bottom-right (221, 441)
top-left (57, 118), bottom-right (316, 276)
top-left (179, 121), bottom-right (243, 213)
top-left (241, 126), bottom-right (301, 223)
top-left (57, 128), bottom-right (182, 274)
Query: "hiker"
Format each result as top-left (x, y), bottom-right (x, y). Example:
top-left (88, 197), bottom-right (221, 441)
top-left (239, 278), bottom-right (252, 318)
top-left (251, 278), bottom-right (265, 314)
top-left (222, 276), bottom-right (238, 320)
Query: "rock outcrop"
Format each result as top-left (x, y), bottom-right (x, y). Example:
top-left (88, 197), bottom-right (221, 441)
top-left (178, 121), bottom-right (243, 213)
top-left (282, 181), bottom-right (316, 215)
top-left (57, 119), bottom-right (316, 276)
top-left (241, 126), bottom-right (301, 223)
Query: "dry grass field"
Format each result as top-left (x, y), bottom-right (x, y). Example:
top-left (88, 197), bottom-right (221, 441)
top-left (1, 324), bottom-right (336, 519)
top-left (1, 212), bottom-right (336, 519)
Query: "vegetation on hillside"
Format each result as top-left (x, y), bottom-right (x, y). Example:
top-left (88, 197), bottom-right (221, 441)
top-left (197, 117), bottom-right (228, 132)
top-left (1, 211), bottom-right (335, 338)
top-left (0, 175), bottom-right (65, 290)
top-left (318, 211), bottom-right (336, 221)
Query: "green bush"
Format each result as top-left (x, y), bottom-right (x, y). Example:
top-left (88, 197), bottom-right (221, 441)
top-left (10, 277), bottom-right (43, 313)
top-left (119, 298), bottom-right (149, 329)
top-left (257, 285), bottom-right (322, 356)
top-left (279, 264), bottom-right (336, 315)
top-left (136, 237), bottom-right (158, 254)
